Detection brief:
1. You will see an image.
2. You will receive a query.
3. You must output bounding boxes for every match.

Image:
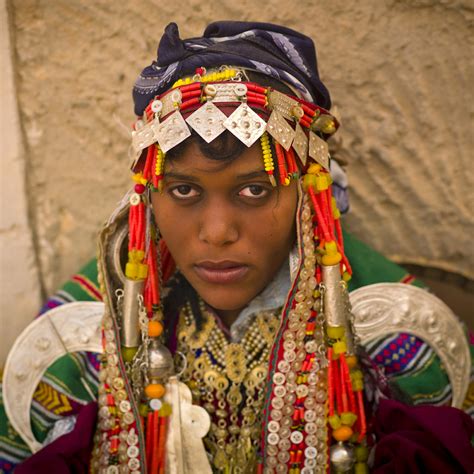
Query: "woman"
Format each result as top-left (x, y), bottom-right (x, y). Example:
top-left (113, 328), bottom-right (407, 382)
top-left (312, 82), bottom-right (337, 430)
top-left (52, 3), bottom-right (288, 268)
top-left (4, 21), bottom-right (473, 474)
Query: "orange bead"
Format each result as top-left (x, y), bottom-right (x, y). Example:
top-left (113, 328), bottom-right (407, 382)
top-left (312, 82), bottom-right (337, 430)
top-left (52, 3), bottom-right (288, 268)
top-left (144, 383), bottom-right (166, 399)
top-left (148, 320), bottom-right (163, 338)
top-left (346, 355), bottom-right (358, 369)
top-left (332, 425), bottom-right (353, 442)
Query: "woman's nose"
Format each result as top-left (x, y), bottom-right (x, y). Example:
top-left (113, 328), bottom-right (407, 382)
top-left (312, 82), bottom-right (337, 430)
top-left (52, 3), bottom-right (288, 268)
top-left (198, 201), bottom-right (239, 246)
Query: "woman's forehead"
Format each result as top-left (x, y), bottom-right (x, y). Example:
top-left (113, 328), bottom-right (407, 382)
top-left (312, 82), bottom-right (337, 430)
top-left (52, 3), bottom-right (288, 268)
top-left (164, 140), bottom-right (266, 179)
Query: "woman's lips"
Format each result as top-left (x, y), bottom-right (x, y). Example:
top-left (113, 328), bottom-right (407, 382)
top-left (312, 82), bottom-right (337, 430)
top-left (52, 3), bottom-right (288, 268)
top-left (193, 261), bottom-right (249, 284)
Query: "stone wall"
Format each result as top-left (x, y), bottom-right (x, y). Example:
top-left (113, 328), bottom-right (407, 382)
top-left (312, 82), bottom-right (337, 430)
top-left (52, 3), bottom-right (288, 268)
top-left (1, 0), bottom-right (472, 363)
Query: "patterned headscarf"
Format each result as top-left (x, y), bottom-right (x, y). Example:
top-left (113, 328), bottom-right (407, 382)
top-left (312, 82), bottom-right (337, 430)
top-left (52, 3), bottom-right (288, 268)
top-left (133, 21), bottom-right (331, 116)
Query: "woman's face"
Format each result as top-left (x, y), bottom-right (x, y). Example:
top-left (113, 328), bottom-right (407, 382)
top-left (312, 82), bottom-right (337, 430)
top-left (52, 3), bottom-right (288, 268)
top-left (151, 139), bottom-right (298, 322)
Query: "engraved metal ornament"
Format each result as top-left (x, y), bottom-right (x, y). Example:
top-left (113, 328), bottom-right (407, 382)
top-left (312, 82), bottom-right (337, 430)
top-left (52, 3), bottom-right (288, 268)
top-left (131, 119), bottom-right (157, 154)
top-left (267, 90), bottom-right (299, 121)
top-left (165, 376), bottom-right (212, 473)
top-left (148, 339), bottom-right (174, 380)
top-left (309, 131), bottom-right (329, 169)
top-left (153, 111), bottom-right (191, 153)
top-left (3, 302), bottom-right (104, 452)
top-left (186, 102), bottom-right (227, 143)
top-left (209, 83), bottom-right (242, 103)
top-left (223, 103), bottom-right (266, 147)
top-left (266, 110), bottom-right (295, 151)
top-left (350, 283), bottom-right (471, 408)
top-left (292, 123), bottom-right (309, 164)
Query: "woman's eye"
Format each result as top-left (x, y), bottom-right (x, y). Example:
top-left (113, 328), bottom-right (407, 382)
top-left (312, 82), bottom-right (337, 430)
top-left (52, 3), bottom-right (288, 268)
top-left (170, 185), bottom-right (199, 199)
top-left (239, 184), bottom-right (269, 198)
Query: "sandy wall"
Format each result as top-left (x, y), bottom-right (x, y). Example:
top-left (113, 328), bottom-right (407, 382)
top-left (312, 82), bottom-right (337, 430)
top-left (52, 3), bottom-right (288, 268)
top-left (1, 0), bottom-right (473, 363)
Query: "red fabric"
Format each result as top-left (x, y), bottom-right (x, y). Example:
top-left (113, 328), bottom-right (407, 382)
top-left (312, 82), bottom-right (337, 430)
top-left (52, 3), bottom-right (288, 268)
top-left (15, 402), bottom-right (97, 474)
top-left (373, 398), bottom-right (474, 473)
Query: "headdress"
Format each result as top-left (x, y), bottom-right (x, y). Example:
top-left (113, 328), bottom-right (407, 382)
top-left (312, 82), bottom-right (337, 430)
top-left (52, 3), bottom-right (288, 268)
top-left (92, 22), bottom-right (368, 474)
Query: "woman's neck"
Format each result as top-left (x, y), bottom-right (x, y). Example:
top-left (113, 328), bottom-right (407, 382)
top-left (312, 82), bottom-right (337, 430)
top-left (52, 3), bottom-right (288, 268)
top-left (213, 307), bottom-right (242, 329)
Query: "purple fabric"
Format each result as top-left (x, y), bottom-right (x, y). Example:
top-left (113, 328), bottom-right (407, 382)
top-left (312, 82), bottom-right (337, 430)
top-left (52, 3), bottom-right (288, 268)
top-left (15, 402), bottom-right (97, 474)
top-left (373, 398), bottom-right (474, 473)
top-left (133, 21), bottom-right (331, 115)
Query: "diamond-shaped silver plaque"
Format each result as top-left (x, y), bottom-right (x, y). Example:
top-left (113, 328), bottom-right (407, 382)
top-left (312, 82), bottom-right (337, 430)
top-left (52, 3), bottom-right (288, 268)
top-left (223, 103), bottom-right (266, 147)
top-left (186, 102), bottom-right (227, 143)
top-left (309, 131), bottom-right (329, 169)
top-left (131, 118), bottom-right (158, 154)
top-left (292, 123), bottom-right (308, 165)
top-left (266, 110), bottom-right (295, 151)
top-left (153, 111), bottom-right (191, 153)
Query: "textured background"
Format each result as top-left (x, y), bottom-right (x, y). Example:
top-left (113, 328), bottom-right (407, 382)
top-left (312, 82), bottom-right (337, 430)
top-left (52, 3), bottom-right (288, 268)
top-left (2, 0), bottom-right (473, 362)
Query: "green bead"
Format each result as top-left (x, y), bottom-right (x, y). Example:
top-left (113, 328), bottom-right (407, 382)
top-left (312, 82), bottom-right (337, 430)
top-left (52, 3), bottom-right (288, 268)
top-left (354, 462), bottom-right (369, 474)
top-left (139, 403), bottom-right (149, 417)
top-left (121, 346), bottom-right (138, 362)
top-left (355, 445), bottom-right (369, 462)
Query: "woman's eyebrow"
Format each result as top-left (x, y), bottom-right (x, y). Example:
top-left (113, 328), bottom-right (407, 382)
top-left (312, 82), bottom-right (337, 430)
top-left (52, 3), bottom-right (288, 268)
top-left (236, 169), bottom-right (268, 180)
top-left (164, 172), bottom-right (200, 182)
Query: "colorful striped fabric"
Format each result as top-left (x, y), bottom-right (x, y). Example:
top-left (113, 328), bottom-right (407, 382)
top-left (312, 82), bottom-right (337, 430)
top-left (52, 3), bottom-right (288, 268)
top-left (0, 233), bottom-right (471, 472)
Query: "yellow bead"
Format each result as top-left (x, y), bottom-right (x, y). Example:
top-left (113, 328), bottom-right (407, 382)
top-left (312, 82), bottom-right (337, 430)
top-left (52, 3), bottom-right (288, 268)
top-left (148, 320), bottom-right (163, 338)
top-left (145, 383), bottom-right (166, 399)
top-left (353, 380), bottom-right (364, 391)
top-left (315, 175), bottom-right (329, 191)
top-left (321, 253), bottom-right (342, 266)
top-left (331, 197), bottom-right (341, 219)
top-left (313, 289), bottom-right (321, 299)
top-left (121, 346), bottom-right (138, 362)
top-left (284, 177), bottom-right (291, 186)
top-left (307, 163), bottom-right (321, 175)
top-left (342, 271), bottom-right (352, 282)
top-left (302, 173), bottom-right (318, 191)
top-left (137, 263), bottom-right (148, 280)
top-left (159, 401), bottom-right (172, 417)
top-left (340, 411), bottom-right (358, 426)
top-left (333, 340), bottom-right (347, 355)
top-left (332, 425), bottom-right (353, 442)
top-left (139, 403), bottom-right (149, 417)
top-left (355, 445), bottom-right (369, 462)
top-left (328, 414), bottom-right (341, 430)
top-left (354, 462), bottom-right (369, 474)
top-left (125, 262), bottom-right (139, 279)
top-left (326, 326), bottom-right (345, 339)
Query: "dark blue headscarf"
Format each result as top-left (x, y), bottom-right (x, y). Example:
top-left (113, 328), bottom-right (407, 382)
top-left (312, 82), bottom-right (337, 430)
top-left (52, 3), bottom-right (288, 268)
top-left (133, 21), bottom-right (331, 116)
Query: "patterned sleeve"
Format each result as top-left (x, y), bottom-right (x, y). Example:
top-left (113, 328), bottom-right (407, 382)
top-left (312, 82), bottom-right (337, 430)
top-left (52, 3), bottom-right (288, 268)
top-left (0, 259), bottom-right (102, 473)
top-left (344, 230), bottom-right (474, 416)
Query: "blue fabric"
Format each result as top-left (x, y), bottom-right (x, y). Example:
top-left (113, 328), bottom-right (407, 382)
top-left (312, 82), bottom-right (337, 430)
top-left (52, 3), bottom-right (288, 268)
top-left (133, 21), bottom-right (331, 115)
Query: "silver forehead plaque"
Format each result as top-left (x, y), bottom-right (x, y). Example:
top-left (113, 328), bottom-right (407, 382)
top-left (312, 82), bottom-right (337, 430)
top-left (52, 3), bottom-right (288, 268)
top-left (309, 131), bottom-right (329, 169)
top-left (153, 111), bottom-right (191, 153)
top-left (266, 110), bottom-right (295, 151)
top-left (223, 103), bottom-right (266, 147)
top-left (292, 123), bottom-right (308, 165)
top-left (186, 102), bottom-right (227, 143)
top-left (131, 118), bottom-right (158, 154)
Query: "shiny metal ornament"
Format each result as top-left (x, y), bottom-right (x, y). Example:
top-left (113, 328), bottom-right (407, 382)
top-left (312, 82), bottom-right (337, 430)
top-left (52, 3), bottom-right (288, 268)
top-left (223, 103), bottom-right (266, 147)
top-left (351, 283), bottom-right (471, 408)
top-left (131, 117), bottom-right (158, 154)
top-left (147, 338), bottom-right (174, 380)
top-left (292, 123), bottom-right (309, 163)
top-left (153, 110), bottom-right (191, 153)
top-left (266, 110), bottom-right (295, 151)
top-left (186, 102), bottom-right (227, 143)
top-left (309, 131), bottom-right (329, 169)
top-left (3, 302), bottom-right (104, 452)
top-left (329, 442), bottom-right (355, 473)
top-left (121, 278), bottom-right (144, 348)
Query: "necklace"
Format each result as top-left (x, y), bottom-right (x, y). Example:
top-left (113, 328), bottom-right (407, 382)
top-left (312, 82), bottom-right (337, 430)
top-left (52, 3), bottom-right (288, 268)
top-left (177, 302), bottom-right (280, 473)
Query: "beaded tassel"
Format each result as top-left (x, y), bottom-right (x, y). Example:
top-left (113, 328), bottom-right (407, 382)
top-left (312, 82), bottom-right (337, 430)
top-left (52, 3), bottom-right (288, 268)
top-left (274, 142), bottom-right (290, 186)
top-left (154, 145), bottom-right (166, 192)
top-left (260, 132), bottom-right (276, 187)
